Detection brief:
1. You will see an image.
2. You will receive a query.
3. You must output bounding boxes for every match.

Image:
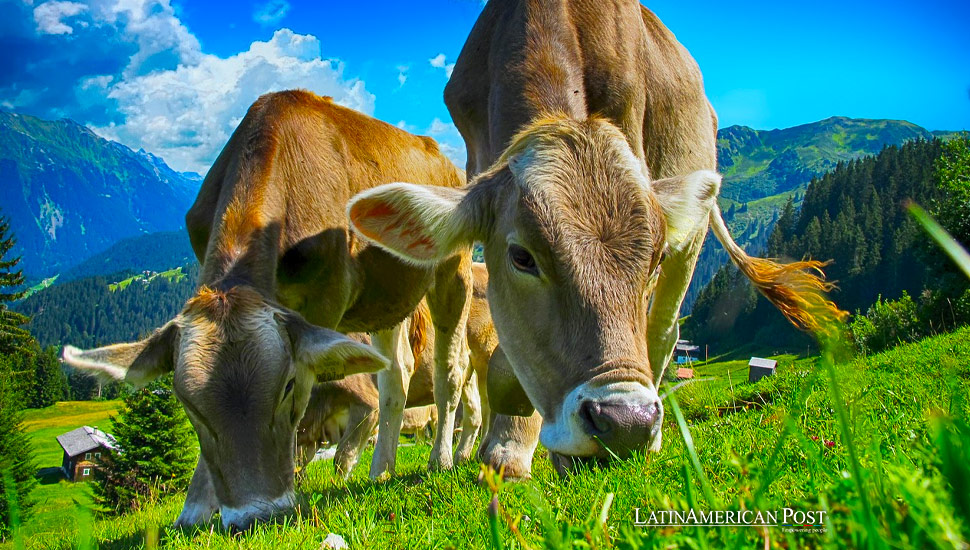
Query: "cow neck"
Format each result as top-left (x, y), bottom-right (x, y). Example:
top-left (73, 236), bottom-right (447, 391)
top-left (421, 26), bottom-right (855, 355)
top-left (512, 0), bottom-right (588, 125)
top-left (199, 192), bottom-right (284, 300)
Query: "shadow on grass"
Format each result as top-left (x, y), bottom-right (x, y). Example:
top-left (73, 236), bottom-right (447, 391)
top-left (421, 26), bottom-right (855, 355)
top-left (36, 466), bottom-right (65, 484)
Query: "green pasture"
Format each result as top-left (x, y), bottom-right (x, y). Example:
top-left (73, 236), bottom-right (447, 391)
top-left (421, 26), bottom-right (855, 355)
top-left (13, 401), bottom-right (120, 546)
top-left (6, 327), bottom-right (970, 549)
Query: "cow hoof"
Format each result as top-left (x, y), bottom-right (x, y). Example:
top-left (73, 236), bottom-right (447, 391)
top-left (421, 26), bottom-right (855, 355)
top-left (478, 446), bottom-right (532, 480)
top-left (427, 457), bottom-right (455, 472)
top-left (369, 470), bottom-right (393, 482)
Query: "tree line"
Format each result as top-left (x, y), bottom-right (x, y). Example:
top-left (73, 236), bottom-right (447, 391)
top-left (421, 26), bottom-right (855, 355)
top-left (685, 136), bottom-right (970, 354)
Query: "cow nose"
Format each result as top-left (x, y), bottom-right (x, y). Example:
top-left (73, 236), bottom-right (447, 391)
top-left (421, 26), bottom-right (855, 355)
top-left (578, 400), bottom-right (660, 456)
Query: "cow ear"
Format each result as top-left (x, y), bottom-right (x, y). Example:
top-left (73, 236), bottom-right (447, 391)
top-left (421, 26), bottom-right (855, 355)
top-left (650, 170), bottom-right (721, 250)
top-left (62, 321), bottom-right (179, 387)
top-left (486, 346), bottom-right (535, 417)
top-left (285, 314), bottom-right (389, 381)
top-left (347, 183), bottom-right (479, 264)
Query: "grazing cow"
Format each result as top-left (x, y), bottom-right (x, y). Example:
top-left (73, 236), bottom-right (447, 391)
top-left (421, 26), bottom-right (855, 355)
top-left (347, 0), bottom-right (845, 477)
top-left (62, 90), bottom-right (473, 530)
top-left (298, 265), bottom-right (497, 475)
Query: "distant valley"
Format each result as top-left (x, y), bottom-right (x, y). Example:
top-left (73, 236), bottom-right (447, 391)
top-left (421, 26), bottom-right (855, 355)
top-left (2, 111), bottom-right (962, 345)
top-left (0, 111), bottom-right (201, 278)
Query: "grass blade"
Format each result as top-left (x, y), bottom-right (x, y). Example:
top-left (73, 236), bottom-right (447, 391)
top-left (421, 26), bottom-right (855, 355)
top-left (666, 393), bottom-right (717, 508)
top-left (907, 201), bottom-right (970, 278)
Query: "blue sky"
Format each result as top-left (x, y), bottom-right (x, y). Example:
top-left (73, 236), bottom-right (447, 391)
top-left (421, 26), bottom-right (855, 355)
top-left (3, 0), bottom-right (968, 175)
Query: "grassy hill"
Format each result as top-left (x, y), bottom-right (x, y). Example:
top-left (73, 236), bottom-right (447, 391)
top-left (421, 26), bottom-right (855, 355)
top-left (15, 401), bottom-right (120, 544)
top-left (717, 116), bottom-right (937, 203)
top-left (61, 231), bottom-right (197, 283)
top-left (6, 328), bottom-right (968, 549)
top-left (15, 263), bottom-right (199, 349)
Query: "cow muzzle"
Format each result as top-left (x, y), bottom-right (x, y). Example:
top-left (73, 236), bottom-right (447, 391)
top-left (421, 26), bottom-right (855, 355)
top-left (220, 491), bottom-right (296, 532)
top-left (540, 381), bottom-right (663, 459)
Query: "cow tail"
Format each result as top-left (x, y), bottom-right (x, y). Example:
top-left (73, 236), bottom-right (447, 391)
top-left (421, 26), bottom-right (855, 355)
top-left (408, 300), bottom-right (432, 362)
top-left (707, 204), bottom-right (848, 335)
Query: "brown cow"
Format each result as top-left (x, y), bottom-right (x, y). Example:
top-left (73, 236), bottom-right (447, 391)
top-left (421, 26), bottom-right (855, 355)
top-left (347, 0), bottom-right (844, 477)
top-left (298, 264), bottom-right (497, 475)
top-left (62, 90), bottom-right (473, 529)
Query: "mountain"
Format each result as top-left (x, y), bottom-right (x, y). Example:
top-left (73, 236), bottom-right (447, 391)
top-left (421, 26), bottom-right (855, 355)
top-left (683, 117), bottom-right (958, 313)
top-left (61, 230), bottom-right (197, 282)
top-left (0, 111), bottom-right (202, 278)
top-left (684, 137), bottom-right (969, 352)
top-left (716, 116), bottom-right (937, 203)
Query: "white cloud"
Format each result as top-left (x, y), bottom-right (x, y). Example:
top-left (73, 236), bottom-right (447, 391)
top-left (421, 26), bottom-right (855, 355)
top-left (253, 0), bottom-right (289, 26)
top-left (423, 118), bottom-right (465, 167)
top-left (396, 64), bottom-right (409, 87)
top-left (427, 117), bottom-right (454, 136)
top-left (94, 28), bottom-right (375, 174)
top-left (85, 0), bottom-right (202, 77)
top-left (33, 1), bottom-right (87, 35)
top-left (428, 53), bottom-right (455, 79)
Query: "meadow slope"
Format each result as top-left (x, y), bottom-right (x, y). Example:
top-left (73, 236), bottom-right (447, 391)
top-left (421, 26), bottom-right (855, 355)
top-left (7, 327), bottom-right (970, 549)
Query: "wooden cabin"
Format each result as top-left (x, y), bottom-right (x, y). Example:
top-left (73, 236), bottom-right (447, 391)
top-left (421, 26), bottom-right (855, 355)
top-left (56, 426), bottom-right (118, 481)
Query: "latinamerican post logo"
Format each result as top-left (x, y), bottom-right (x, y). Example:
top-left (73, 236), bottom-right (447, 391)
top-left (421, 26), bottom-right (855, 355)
top-left (633, 508), bottom-right (828, 533)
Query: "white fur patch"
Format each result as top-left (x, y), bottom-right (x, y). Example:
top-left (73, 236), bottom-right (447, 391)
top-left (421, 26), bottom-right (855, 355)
top-left (539, 381), bottom-right (661, 457)
top-left (175, 500), bottom-right (217, 527)
top-left (61, 345), bottom-right (129, 381)
top-left (651, 170), bottom-right (721, 250)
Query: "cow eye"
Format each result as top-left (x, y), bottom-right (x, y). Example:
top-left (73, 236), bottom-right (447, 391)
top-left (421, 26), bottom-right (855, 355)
top-left (508, 244), bottom-right (539, 276)
top-left (283, 378), bottom-right (295, 400)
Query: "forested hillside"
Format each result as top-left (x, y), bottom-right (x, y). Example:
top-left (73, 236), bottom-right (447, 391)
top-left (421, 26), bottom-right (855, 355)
top-left (61, 231), bottom-right (197, 282)
top-left (0, 111), bottom-right (200, 277)
top-left (685, 137), bottom-right (970, 352)
top-left (684, 117), bottom-right (948, 312)
top-left (16, 263), bottom-right (199, 349)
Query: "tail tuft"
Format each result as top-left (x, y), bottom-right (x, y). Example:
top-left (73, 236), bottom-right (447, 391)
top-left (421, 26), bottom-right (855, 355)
top-left (709, 205), bottom-right (848, 337)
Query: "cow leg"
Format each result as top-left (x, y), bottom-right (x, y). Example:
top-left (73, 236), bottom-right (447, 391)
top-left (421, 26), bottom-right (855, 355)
top-left (334, 405), bottom-right (378, 479)
top-left (646, 228), bottom-right (707, 451)
top-left (369, 320), bottom-right (415, 479)
top-left (477, 411), bottom-right (542, 480)
top-left (473, 354), bottom-right (492, 440)
top-left (174, 456), bottom-right (219, 528)
top-left (427, 254), bottom-right (473, 471)
top-left (454, 370), bottom-right (482, 463)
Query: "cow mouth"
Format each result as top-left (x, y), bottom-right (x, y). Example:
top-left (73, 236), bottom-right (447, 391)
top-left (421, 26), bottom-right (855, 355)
top-left (548, 452), bottom-right (612, 476)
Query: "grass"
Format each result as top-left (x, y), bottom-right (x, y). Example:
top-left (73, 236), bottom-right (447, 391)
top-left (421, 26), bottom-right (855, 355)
top-left (7, 328), bottom-right (970, 549)
top-left (14, 401), bottom-right (119, 545)
top-left (108, 268), bottom-right (185, 292)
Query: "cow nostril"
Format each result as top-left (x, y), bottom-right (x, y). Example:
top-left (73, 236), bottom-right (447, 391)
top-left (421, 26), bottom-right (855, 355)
top-left (579, 400), bottom-right (612, 435)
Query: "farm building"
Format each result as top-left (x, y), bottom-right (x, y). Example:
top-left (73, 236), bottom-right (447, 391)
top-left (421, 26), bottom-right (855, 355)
top-left (748, 357), bottom-right (778, 383)
top-left (56, 426), bottom-right (118, 481)
top-left (676, 367), bottom-right (694, 379)
top-left (673, 339), bottom-right (700, 365)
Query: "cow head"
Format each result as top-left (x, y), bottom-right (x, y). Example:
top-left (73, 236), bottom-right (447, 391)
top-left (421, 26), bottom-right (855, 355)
top-left (348, 116), bottom-right (719, 461)
top-left (62, 285), bottom-right (387, 530)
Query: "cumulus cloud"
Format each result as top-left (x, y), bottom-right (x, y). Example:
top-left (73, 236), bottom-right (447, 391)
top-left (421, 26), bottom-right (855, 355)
top-left (253, 0), bottom-right (289, 26)
top-left (428, 53), bottom-right (455, 79)
top-left (1, 1), bottom-right (374, 175)
top-left (33, 1), bottom-right (87, 35)
top-left (95, 28), bottom-right (375, 174)
top-left (396, 65), bottom-right (409, 87)
top-left (423, 117), bottom-right (465, 167)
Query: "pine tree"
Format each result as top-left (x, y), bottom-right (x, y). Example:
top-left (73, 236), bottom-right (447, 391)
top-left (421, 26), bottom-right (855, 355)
top-left (0, 367), bottom-right (36, 540)
top-left (95, 375), bottom-right (196, 513)
top-left (934, 135), bottom-right (970, 245)
top-left (28, 347), bottom-right (68, 409)
top-left (0, 217), bottom-right (30, 358)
